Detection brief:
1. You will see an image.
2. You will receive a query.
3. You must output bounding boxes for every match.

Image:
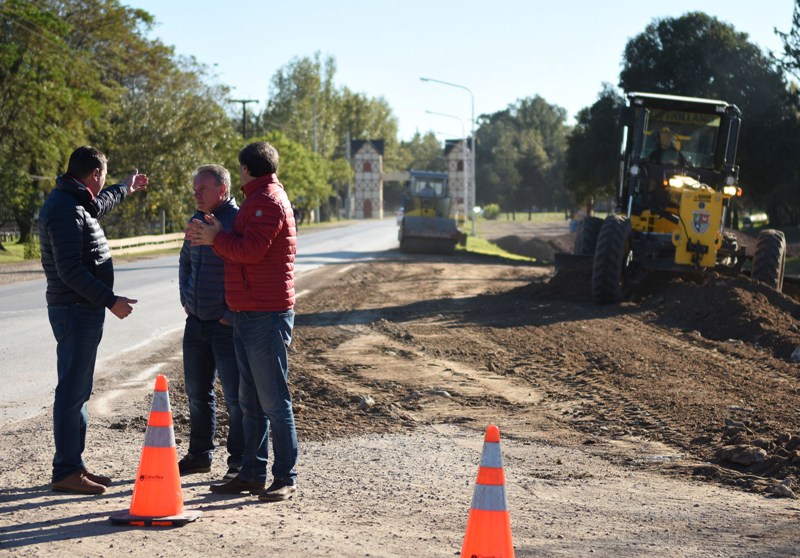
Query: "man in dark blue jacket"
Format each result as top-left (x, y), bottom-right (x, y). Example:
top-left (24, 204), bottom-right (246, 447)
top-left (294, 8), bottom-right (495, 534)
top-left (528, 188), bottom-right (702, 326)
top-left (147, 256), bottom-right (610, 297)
top-left (178, 164), bottom-right (251, 481)
top-left (39, 145), bottom-right (148, 495)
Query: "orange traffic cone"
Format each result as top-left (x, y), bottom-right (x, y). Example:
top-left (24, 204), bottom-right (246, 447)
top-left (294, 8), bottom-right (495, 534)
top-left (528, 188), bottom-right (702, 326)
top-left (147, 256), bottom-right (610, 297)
top-left (109, 375), bottom-right (201, 526)
top-left (461, 424), bottom-right (514, 558)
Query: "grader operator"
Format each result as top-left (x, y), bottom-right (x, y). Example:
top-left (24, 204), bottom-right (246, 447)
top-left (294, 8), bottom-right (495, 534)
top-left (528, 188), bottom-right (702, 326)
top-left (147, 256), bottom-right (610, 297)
top-left (574, 92), bottom-right (787, 304)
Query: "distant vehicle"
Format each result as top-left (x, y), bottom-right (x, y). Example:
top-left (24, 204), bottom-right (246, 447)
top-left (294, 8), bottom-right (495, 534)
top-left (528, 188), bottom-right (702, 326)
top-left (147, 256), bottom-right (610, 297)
top-left (742, 213), bottom-right (768, 228)
top-left (398, 170), bottom-right (465, 255)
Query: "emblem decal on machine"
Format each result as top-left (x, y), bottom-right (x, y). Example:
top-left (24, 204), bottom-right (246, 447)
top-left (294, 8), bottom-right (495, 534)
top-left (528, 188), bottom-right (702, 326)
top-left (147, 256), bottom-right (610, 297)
top-left (692, 210), bottom-right (711, 234)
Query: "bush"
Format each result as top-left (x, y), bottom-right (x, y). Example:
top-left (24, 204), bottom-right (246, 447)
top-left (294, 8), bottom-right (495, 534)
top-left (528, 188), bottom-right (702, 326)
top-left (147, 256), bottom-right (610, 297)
top-left (24, 237), bottom-right (40, 260)
top-left (483, 203), bottom-right (501, 220)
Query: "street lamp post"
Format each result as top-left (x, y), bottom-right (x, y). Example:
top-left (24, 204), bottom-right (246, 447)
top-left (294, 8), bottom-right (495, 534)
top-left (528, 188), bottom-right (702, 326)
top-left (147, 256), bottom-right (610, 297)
top-left (425, 110), bottom-right (468, 227)
top-left (230, 99), bottom-right (258, 138)
top-left (420, 77), bottom-right (476, 236)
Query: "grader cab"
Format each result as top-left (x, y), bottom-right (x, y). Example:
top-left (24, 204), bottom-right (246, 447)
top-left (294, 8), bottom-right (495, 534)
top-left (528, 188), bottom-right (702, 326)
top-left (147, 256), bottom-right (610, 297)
top-left (576, 92), bottom-right (787, 304)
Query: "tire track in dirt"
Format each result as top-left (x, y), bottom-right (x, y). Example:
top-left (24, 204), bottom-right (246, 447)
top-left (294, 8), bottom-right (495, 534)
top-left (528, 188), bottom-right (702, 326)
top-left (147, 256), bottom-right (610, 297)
top-left (293, 255), bottom-right (800, 494)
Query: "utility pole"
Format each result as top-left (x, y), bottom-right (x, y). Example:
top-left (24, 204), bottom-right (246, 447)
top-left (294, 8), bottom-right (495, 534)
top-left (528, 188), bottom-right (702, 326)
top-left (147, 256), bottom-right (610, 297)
top-left (345, 130), bottom-right (351, 219)
top-left (230, 99), bottom-right (258, 138)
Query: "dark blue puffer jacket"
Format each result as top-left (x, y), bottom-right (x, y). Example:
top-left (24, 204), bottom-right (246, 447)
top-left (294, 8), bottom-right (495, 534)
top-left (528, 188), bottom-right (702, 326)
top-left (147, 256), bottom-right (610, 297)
top-left (38, 175), bottom-right (128, 308)
top-left (179, 198), bottom-right (238, 322)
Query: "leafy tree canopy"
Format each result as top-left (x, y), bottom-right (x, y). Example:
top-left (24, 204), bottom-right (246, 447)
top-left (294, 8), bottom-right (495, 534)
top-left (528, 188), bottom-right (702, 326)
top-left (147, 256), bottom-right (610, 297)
top-left (261, 52), bottom-right (401, 169)
top-left (0, 0), bottom-right (234, 243)
top-left (259, 130), bottom-right (335, 216)
top-left (564, 84), bottom-right (625, 211)
top-left (475, 96), bottom-right (569, 212)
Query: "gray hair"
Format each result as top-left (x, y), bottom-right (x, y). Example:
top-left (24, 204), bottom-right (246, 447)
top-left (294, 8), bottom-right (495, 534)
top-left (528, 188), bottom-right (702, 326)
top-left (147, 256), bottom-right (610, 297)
top-left (193, 164), bottom-right (231, 197)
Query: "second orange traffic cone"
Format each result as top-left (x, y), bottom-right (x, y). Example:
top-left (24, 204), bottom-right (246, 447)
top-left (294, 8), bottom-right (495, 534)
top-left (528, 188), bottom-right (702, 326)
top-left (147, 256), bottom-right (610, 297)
top-left (461, 424), bottom-right (514, 558)
top-left (109, 375), bottom-right (200, 526)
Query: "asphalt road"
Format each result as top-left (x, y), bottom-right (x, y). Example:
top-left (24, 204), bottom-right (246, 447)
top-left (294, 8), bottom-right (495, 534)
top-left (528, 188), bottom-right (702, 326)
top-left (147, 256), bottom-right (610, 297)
top-left (0, 218), bottom-right (399, 426)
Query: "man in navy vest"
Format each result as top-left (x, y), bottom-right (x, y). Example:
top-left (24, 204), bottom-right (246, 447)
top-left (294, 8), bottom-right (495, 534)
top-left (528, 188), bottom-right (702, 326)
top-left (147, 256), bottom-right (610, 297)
top-left (179, 164), bottom-right (257, 481)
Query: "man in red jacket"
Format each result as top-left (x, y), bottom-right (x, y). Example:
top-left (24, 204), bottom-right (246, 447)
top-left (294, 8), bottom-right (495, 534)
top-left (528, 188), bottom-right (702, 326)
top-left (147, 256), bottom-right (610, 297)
top-left (186, 142), bottom-right (298, 502)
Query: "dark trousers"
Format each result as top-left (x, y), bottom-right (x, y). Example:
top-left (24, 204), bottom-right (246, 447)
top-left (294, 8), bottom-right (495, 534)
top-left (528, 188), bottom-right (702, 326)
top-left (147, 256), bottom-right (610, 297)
top-left (48, 303), bottom-right (105, 483)
top-left (182, 314), bottom-right (245, 466)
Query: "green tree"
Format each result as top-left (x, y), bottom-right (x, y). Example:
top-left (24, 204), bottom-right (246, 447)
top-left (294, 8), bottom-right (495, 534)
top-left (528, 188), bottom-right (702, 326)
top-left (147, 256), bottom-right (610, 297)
top-left (514, 96), bottom-right (569, 212)
top-left (619, 12), bottom-right (793, 224)
top-left (476, 110), bottom-right (521, 210)
top-left (0, 0), bottom-right (172, 244)
top-left (475, 96), bottom-right (569, 213)
top-left (336, 87), bottom-right (401, 169)
top-left (397, 132), bottom-right (447, 172)
top-left (774, 0), bottom-right (800, 226)
top-left (262, 52), bottom-right (339, 157)
top-left (565, 85), bottom-right (625, 213)
top-left (261, 53), bottom-right (399, 219)
top-left (0, 0), bottom-right (96, 245)
top-left (258, 131), bottom-right (335, 219)
top-left (777, 1), bottom-right (800, 77)
top-left (100, 61), bottom-right (240, 237)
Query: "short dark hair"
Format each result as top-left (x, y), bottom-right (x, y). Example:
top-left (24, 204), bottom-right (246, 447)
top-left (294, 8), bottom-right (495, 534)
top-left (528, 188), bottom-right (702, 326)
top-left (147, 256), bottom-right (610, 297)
top-left (67, 146), bottom-right (107, 179)
top-left (238, 142), bottom-right (279, 177)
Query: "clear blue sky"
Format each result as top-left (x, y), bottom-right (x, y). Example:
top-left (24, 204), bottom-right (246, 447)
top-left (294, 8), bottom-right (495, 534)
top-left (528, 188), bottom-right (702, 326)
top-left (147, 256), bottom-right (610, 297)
top-left (126, 0), bottom-right (795, 142)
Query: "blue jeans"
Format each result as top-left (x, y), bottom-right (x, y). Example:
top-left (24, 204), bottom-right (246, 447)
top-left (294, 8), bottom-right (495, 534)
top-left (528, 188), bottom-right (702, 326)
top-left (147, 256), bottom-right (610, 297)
top-left (233, 310), bottom-right (297, 485)
top-left (48, 303), bottom-right (105, 483)
top-left (182, 314), bottom-right (246, 466)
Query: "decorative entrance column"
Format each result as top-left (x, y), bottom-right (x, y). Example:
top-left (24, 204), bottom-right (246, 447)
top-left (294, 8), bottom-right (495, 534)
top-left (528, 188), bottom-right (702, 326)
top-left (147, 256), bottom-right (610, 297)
top-left (445, 139), bottom-right (472, 224)
top-left (351, 139), bottom-right (384, 219)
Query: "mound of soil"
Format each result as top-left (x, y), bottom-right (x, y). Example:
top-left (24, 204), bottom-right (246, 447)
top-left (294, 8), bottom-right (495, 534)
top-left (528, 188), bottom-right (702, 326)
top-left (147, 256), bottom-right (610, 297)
top-left (635, 274), bottom-right (800, 358)
top-left (543, 265), bottom-right (800, 357)
top-left (493, 233), bottom-right (574, 263)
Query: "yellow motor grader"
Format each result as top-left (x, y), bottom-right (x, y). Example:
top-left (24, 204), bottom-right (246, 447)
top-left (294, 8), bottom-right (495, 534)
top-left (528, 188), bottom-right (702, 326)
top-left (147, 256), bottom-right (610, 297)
top-left (576, 92), bottom-right (786, 304)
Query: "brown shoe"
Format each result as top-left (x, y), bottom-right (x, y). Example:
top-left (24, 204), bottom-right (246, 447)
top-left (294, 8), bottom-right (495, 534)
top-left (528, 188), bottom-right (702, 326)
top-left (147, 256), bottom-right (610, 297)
top-left (209, 476), bottom-right (264, 495)
top-left (51, 471), bottom-right (106, 495)
top-left (258, 480), bottom-right (297, 502)
top-left (81, 468), bottom-right (112, 486)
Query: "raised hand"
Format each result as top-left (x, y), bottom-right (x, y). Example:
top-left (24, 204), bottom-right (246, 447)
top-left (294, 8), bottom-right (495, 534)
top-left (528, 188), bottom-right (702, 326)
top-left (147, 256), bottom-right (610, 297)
top-left (125, 168), bottom-right (149, 194)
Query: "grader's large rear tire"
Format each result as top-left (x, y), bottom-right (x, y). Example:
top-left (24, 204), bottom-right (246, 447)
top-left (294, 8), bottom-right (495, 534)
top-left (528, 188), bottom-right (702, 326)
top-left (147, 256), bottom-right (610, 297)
top-left (574, 216), bottom-right (603, 256)
top-left (592, 215), bottom-right (633, 304)
top-left (751, 229), bottom-right (786, 291)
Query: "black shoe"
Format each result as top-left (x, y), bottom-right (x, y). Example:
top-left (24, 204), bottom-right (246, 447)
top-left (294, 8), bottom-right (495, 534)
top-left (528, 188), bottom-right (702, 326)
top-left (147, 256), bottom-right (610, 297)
top-left (223, 465), bottom-right (241, 481)
top-left (258, 480), bottom-right (297, 502)
top-left (209, 476), bottom-right (265, 495)
top-left (178, 453), bottom-right (211, 476)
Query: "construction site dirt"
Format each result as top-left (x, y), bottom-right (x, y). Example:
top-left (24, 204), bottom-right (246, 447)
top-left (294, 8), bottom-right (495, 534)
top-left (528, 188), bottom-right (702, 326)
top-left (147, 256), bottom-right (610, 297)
top-left (1, 219), bottom-right (800, 557)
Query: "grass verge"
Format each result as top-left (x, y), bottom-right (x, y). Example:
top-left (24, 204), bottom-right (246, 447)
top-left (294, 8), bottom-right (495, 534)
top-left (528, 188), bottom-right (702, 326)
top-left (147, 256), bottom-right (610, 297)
top-left (457, 234), bottom-right (536, 262)
top-left (0, 242), bottom-right (27, 264)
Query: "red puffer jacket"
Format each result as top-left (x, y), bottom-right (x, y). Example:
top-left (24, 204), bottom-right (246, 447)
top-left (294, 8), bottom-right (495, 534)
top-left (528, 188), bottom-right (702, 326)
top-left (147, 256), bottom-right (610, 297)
top-left (212, 174), bottom-right (296, 312)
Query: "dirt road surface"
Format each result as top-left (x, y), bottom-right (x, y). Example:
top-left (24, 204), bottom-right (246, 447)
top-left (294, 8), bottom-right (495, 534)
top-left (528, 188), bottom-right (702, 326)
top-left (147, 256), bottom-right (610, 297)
top-left (2, 219), bottom-right (800, 557)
